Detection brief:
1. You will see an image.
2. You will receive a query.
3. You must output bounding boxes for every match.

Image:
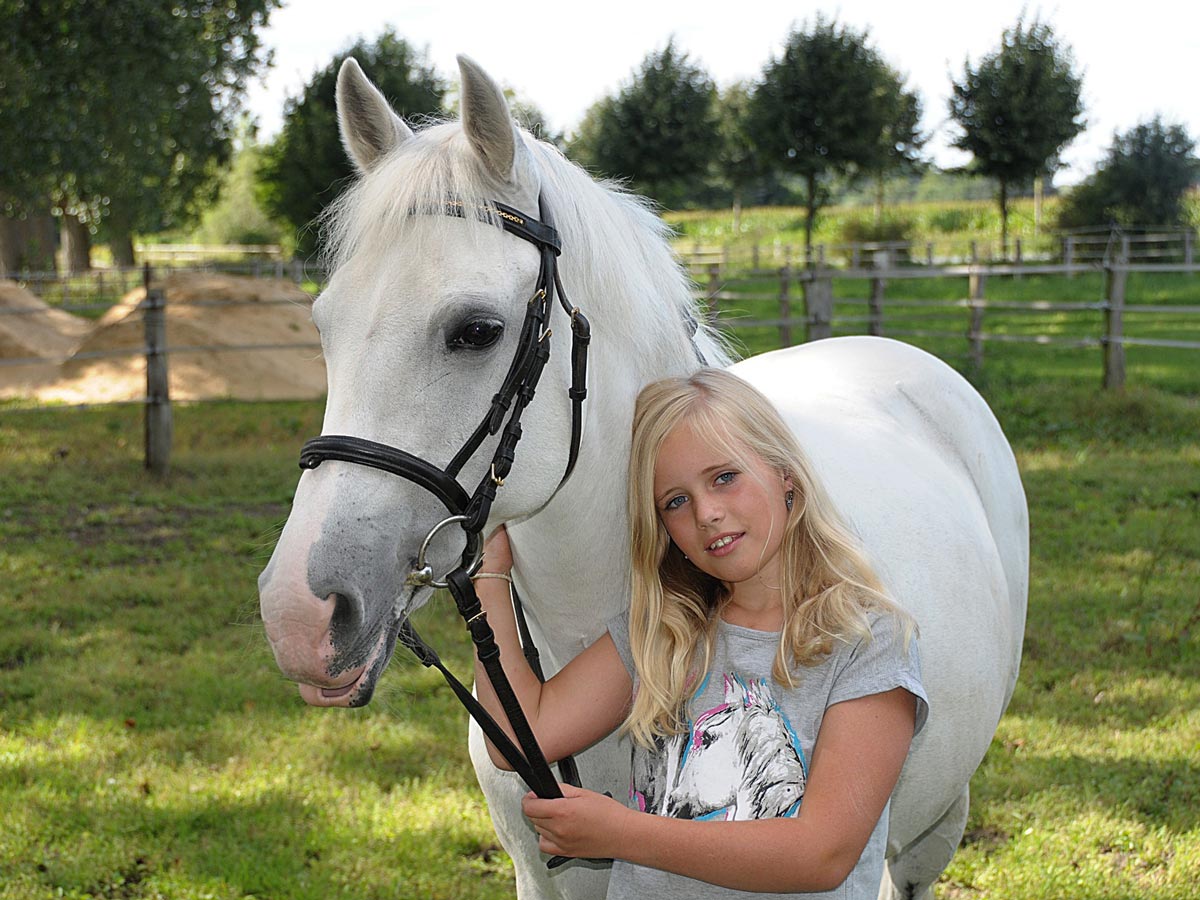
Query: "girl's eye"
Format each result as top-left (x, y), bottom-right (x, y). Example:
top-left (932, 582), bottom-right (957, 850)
top-left (663, 495), bottom-right (687, 511)
top-left (715, 471), bottom-right (736, 486)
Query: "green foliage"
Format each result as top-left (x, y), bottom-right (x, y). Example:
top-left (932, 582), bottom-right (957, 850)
top-left (748, 15), bottom-right (921, 248)
top-left (839, 214), bottom-right (914, 245)
top-left (949, 17), bottom-right (1084, 247)
top-left (567, 40), bottom-right (717, 208)
top-left (1057, 117), bottom-right (1200, 229)
top-left (188, 126), bottom-right (287, 248)
top-left (0, 0), bottom-right (281, 265)
top-left (257, 29), bottom-right (445, 259)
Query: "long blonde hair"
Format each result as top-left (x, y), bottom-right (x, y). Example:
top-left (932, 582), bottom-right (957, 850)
top-left (624, 368), bottom-right (912, 747)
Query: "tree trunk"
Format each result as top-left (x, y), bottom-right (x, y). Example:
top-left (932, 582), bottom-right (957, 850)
top-left (998, 178), bottom-right (1009, 262)
top-left (804, 173), bottom-right (817, 264)
top-left (0, 210), bottom-right (58, 274)
top-left (109, 232), bottom-right (136, 267)
top-left (732, 186), bottom-right (743, 235)
top-left (0, 215), bottom-right (20, 275)
top-left (874, 174), bottom-right (885, 228)
top-left (60, 213), bottom-right (92, 274)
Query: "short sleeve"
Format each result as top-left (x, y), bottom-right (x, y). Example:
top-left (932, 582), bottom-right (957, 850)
top-left (606, 608), bottom-right (636, 678)
top-left (828, 611), bottom-right (929, 737)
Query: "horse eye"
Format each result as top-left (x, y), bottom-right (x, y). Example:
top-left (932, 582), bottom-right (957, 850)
top-left (448, 317), bottom-right (504, 350)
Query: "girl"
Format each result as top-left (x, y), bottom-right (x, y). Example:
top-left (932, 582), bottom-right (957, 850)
top-left (473, 368), bottom-right (927, 898)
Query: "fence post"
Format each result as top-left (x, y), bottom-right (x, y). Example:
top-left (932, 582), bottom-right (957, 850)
top-left (1014, 238), bottom-right (1023, 279)
top-left (1103, 251), bottom-right (1128, 390)
top-left (925, 242), bottom-right (934, 266)
top-left (751, 244), bottom-right (760, 271)
top-left (803, 267), bottom-right (833, 342)
top-left (869, 250), bottom-right (888, 336)
top-left (1185, 230), bottom-right (1195, 270)
top-left (968, 266), bottom-right (987, 373)
top-left (1063, 236), bottom-right (1076, 278)
top-left (706, 264), bottom-right (721, 323)
top-left (778, 265), bottom-right (793, 347)
top-left (142, 265), bottom-right (173, 475)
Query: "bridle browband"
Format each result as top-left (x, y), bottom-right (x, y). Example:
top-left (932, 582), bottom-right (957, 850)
top-left (296, 195), bottom-right (594, 868)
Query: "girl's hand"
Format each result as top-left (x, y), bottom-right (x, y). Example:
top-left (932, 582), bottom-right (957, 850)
top-left (522, 784), bottom-right (631, 859)
top-left (480, 524), bottom-right (513, 575)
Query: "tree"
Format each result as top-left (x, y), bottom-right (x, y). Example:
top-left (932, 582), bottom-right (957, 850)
top-left (1, 0), bottom-right (281, 270)
top-left (949, 17), bottom-right (1084, 257)
top-left (567, 40), bottom-right (717, 207)
top-left (862, 81), bottom-right (925, 228)
top-left (712, 83), bottom-right (762, 230)
top-left (1057, 118), bottom-right (1199, 230)
top-left (749, 16), bottom-right (920, 254)
top-left (257, 30), bottom-right (445, 259)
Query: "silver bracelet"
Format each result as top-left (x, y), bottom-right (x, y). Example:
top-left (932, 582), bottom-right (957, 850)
top-left (471, 572), bottom-right (512, 584)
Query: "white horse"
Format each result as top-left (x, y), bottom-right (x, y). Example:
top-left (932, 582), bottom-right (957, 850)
top-left (258, 55), bottom-right (1028, 900)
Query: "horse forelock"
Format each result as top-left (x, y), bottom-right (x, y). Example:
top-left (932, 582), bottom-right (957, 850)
top-left (320, 119), bottom-right (730, 370)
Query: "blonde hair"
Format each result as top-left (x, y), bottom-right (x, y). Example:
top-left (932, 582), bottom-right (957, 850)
top-left (624, 368), bottom-right (913, 747)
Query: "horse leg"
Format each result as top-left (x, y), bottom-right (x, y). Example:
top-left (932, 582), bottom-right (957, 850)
top-left (878, 785), bottom-right (970, 900)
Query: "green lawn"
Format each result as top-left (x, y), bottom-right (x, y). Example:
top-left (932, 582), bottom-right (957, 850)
top-left (1, 353), bottom-right (1197, 898)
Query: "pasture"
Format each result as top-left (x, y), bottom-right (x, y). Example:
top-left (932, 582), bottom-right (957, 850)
top-left (1, 359), bottom-right (1198, 898)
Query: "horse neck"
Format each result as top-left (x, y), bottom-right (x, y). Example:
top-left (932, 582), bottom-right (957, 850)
top-left (501, 159), bottom-right (733, 660)
top-left (506, 236), bottom-right (704, 662)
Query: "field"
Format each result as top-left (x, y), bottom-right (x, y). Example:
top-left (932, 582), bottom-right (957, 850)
top-left (1, 246), bottom-right (1198, 897)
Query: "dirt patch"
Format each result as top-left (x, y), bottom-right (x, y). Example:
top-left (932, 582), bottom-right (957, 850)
top-left (0, 280), bottom-right (94, 390)
top-left (0, 273), bottom-right (326, 403)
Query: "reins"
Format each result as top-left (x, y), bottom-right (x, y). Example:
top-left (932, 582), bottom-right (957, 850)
top-left (296, 195), bottom-right (590, 868)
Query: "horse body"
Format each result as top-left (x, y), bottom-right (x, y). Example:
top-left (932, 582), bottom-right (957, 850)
top-left (258, 55), bottom-right (1027, 900)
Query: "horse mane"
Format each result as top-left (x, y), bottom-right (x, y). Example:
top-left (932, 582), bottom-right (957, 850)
top-left (320, 121), bottom-right (732, 372)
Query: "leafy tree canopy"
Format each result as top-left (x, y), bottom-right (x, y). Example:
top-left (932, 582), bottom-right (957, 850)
top-left (1057, 118), bottom-right (1199, 230)
top-left (1, 0), bottom-right (280, 263)
top-left (748, 15), bottom-right (921, 249)
top-left (567, 40), bottom-right (717, 207)
top-left (257, 29), bottom-right (445, 258)
top-left (949, 17), bottom-right (1084, 249)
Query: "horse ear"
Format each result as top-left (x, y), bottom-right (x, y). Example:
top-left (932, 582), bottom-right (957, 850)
top-left (457, 54), bottom-right (522, 183)
top-left (336, 57), bottom-right (413, 173)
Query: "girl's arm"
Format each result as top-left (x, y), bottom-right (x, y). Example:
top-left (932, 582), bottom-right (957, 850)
top-left (472, 526), bottom-right (633, 770)
top-left (523, 686), bottom-right (917, 893)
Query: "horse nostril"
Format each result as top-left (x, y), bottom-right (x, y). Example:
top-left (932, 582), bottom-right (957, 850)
top-left (327, 591), bottom-right (362, 636)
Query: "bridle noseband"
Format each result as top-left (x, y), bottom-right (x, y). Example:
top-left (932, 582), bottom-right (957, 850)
top-left (296, 195), bottom-right (594, 867)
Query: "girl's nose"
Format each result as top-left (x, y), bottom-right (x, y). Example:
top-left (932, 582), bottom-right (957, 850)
top-left (694, 494), bottom-right (723, 527)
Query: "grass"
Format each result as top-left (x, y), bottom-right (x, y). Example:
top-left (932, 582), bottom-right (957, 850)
top-left (1, 339), bottom-right (1198, 898)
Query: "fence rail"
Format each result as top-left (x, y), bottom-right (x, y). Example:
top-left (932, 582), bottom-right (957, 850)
top-left (3, 256), bottom-right (1198, 471)
top-left (695, 253), bottom-right (1200, 389)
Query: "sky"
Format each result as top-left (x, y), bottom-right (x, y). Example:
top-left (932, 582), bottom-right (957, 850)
top-left (243, 0), bottom-right (1200, 186)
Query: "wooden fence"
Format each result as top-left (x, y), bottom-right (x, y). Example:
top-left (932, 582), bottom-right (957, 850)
top-left (696, 249), bottom-right (1200, 391)
top-left (4, 253), bottom-right (1197, 472)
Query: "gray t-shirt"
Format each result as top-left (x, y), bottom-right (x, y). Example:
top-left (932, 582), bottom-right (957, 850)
top-left (605, 609), bottom-right (928, 900)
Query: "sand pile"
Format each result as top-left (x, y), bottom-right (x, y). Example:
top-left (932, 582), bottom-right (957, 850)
top-left (0, 273), bottom-right (327, 403)
top-left (0, 280), bottom-right (95, 391)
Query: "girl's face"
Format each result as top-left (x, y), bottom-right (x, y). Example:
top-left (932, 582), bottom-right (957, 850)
top-left (652, 419), bottom-right (791, 600)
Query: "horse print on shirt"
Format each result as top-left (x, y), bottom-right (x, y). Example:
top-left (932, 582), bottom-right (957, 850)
top-left (630, 673), bottom-right (808, 822)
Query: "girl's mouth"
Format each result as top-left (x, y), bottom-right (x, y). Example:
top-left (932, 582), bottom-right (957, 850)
top-left (706, 533), bottom-right (743, 556)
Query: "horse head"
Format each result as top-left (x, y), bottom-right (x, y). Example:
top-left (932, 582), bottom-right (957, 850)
top-left (259, 53), bottom-right (725, 711)
top-left (258, 56), bottom-right (594, 707)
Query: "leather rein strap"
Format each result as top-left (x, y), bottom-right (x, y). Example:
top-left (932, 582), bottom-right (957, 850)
top-left (296, 196), bottom-right (591, 865)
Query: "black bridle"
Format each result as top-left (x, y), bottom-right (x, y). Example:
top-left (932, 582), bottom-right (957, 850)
top-left (296, 196), bottom-right (592, 867)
